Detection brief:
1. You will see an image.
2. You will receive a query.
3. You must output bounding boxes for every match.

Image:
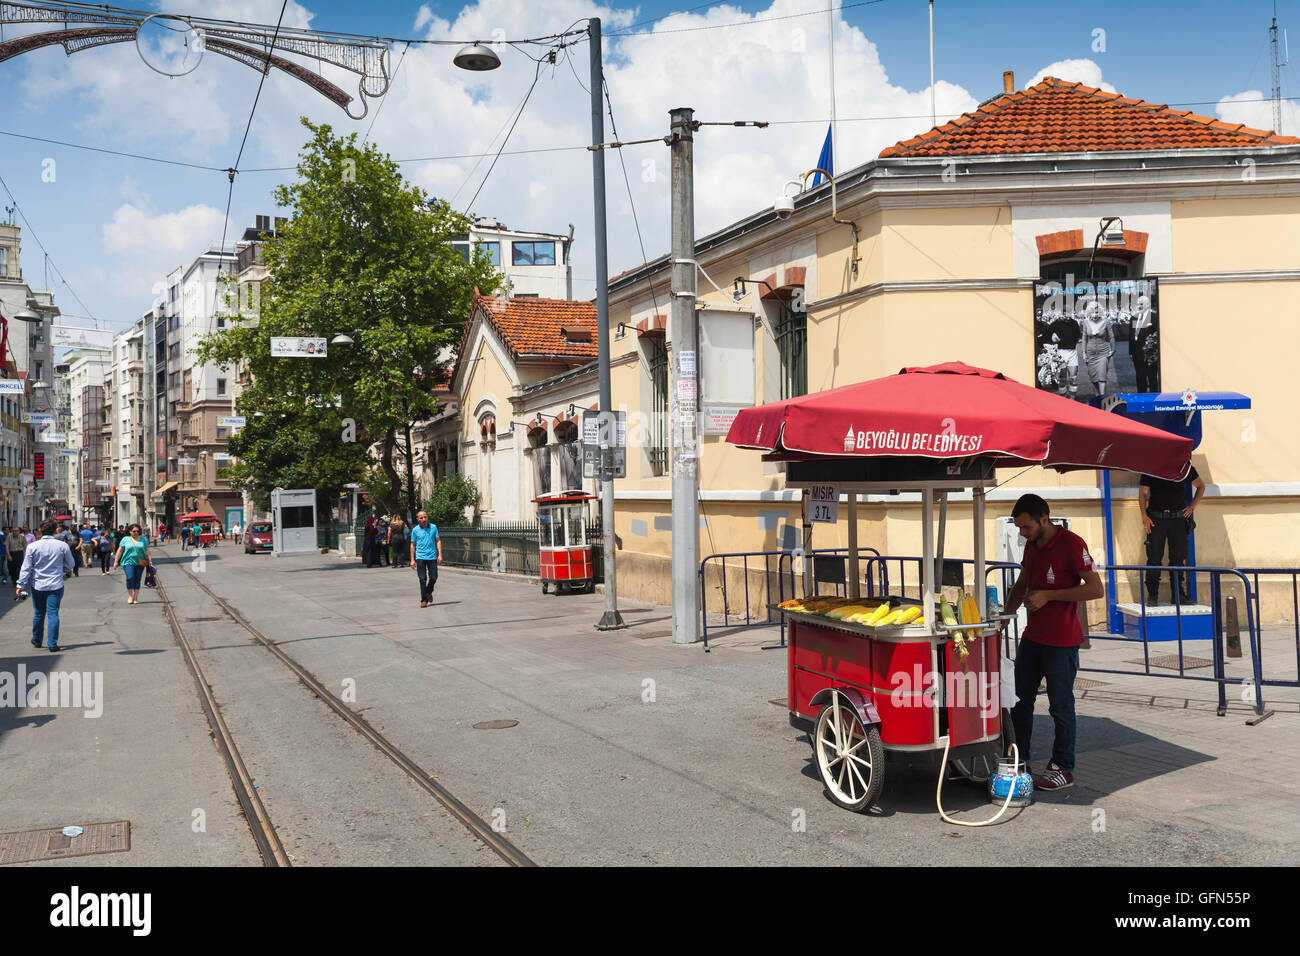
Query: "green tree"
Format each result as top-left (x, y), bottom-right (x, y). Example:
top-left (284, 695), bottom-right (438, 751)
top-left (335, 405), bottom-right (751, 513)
top-left (422, 472), bottom-right (478, 527)
top-left (195, 118), bottom-right (500, 515)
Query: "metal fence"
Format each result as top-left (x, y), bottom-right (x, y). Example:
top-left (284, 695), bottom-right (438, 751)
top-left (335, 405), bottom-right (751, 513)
top-left (437, 518), bottom-right (604, 581)
top-left (700, 548), bottom-right (1292, 720)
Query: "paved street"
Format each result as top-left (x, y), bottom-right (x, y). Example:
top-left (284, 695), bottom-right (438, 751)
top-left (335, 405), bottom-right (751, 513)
top-left (2, 543), bottom-right (1295, 866)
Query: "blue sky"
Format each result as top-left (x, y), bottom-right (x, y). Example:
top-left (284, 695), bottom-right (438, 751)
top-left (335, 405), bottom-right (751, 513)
top-left (1, 0), bottom-right (1296, 336)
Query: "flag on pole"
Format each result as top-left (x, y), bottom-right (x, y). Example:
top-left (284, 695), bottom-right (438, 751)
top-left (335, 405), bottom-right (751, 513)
top-left (811, 125), bottom-right (833, 186)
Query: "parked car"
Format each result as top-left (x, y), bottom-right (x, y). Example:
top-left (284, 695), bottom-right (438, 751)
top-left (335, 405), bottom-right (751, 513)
top-left (245, 521), bottom-right (274, 554)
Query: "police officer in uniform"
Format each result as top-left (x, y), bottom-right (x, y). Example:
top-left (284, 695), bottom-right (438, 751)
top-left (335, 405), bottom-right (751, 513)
top-left (1139, 466), bottom-right (1206, 604)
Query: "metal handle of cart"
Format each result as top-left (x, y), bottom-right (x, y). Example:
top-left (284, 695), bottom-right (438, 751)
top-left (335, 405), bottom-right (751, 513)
top-left (935, 613), bottom-right (1015, 634)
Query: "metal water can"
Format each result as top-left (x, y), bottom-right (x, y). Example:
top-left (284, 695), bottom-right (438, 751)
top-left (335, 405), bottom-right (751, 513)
top-left (988, 757), bottom-right (1033, 806)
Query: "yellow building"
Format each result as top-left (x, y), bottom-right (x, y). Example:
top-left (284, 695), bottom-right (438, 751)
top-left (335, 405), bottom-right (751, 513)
top-left (605, 77), bottom-right (1300, 619)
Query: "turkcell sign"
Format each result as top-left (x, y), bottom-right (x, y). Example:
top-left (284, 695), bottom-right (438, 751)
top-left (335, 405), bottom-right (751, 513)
top-left (270, 337), bottom-right (327, 358)
top-left (38, 432), bottom-right (67, 442)
top-left (0, 380), bottom-right (25, 394)
top-left (21, 411), bottom-right (54, 424)
top-left (216, 416), bottom-right (246, 427)
top-left (213, 453), bottom-right (235, 461)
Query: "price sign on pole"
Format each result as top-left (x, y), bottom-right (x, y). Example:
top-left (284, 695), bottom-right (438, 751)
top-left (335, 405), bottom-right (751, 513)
top-left (809, 485), bottom-right (840, 524)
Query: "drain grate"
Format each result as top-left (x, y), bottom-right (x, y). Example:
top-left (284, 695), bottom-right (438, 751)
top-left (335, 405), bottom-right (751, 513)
top-left (472, 719), bottom-right (519, 730)
top-left (1125, 655), bottom-right (1214, 671)
top-left (1039, 678), bottom-right (1110, 691)
top-left (0, 821), bottom-right (130, 865)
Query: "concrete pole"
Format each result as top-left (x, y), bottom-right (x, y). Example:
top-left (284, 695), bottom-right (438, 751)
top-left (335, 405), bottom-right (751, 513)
top-left (669, 107), bottom-right (699, 644)
top-left (590, 19), bottom-right (624, 631)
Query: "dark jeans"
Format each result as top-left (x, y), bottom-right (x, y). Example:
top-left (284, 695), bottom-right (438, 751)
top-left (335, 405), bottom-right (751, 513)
top-left (31, 587), bottom-right (64, 648)
top-left (98, 550), bottom-right (112, 572)
top-left (391, 541), bottom-right (409, 566)
top-left (1012, 639), bottom-right (1079, 773)
top-left (1145, 514), bottom-right (1190, 601)
top-left (7, 554), bottom-right (22, 583)
top-left (415, 558), bottom-right (438, 602)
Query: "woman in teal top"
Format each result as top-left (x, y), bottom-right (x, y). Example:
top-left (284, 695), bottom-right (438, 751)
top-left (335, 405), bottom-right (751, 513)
top-left (112, 523), bottom-right (152, 605)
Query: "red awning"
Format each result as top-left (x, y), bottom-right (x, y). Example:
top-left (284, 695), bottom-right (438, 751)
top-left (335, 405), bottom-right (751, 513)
top-left (726, 362), bottom-right (1193, 480)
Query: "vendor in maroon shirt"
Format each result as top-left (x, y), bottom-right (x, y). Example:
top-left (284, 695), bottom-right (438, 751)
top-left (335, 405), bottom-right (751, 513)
top-left (1002, 494), bottom-right (1105, 791)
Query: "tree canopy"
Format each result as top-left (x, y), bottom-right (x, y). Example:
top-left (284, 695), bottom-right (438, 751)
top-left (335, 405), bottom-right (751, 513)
top-left (196, 118), bottom-right (499, 513)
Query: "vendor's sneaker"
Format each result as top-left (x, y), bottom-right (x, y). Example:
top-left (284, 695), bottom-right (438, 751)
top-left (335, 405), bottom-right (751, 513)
top-left (1034, 761), bottom-right (1073, 791)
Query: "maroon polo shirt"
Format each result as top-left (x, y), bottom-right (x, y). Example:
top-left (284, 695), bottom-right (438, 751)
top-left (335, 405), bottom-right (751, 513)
top-left (1020, 525), bottom-right (1094, 648)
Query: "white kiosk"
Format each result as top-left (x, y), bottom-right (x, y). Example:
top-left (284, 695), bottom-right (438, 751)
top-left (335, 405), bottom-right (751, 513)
top-left (270, 488), bottom-right (319, 556)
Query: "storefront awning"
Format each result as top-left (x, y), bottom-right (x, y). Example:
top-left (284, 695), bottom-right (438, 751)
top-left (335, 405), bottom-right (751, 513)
top-left (151, 481), bottom-right (180, 499)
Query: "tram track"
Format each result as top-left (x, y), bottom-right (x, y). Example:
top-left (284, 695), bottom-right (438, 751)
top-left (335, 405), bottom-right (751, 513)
top-left (157, 555), bottom-right (536, 868)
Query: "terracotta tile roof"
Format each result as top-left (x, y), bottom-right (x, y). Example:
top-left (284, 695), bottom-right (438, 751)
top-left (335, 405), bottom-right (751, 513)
top-left (469, 291), bottom-right (598, 362)
top-left (880, 76), bottom-right (1300, 158)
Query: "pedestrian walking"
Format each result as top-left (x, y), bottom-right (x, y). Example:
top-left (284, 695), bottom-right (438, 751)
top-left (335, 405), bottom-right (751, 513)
top-left (5, 525), bottom-right (25, 589)
top-left (157, 521), bottom-right (167, 544)
top-left (16, 519), bottom-right (75, 651)
top-left (57, 525), bottom-right (80, 578)
top-left (362, 514), bottom-right (377, 567)
top-left (96, 527), bottom-right (114, 574)
top-left (388, 517), bottom-right (408, 568)
top-left (1001, 494), bottom-right (1105, 792)
top-left (232, 520), bottom-right (242, 545)
top-left (409, 511), bottom-right (443, 607)
top-left (180, 523), bottom-right (190, 550)
top-left (111, 524), bottom-right (151, 605)
top-left (79, 524), bottom-right (96, 570)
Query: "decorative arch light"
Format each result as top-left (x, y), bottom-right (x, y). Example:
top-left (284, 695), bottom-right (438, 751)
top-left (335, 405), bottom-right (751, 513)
top-left (0, 1), bottom-right (391, 118)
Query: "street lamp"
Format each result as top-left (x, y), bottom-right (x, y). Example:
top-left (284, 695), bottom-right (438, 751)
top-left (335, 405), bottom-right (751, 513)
top-left (13, 307), bottom-right (42, 323)
top-left (330, 332), bottom-right (354, 346)
top-left (453, 43), bottom-right (502, 72)
top-left (457, 20), bottom-right (624, 630)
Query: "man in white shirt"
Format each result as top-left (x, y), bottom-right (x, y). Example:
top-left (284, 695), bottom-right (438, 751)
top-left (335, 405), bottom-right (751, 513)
top-left (17, 519), bottom-right (76, 651)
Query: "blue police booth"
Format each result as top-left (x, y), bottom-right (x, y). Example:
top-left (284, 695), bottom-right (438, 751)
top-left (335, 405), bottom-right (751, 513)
top-left (1090, 390), bottom-right (1251, 641)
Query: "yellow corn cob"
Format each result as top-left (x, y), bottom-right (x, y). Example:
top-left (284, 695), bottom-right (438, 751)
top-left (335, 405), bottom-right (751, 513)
top-left (893, 605), bottom-right (923, 626)
top-left (827, 605), bottom-right (872, 620)
top-left (864, 603), bottom-right (894, 627)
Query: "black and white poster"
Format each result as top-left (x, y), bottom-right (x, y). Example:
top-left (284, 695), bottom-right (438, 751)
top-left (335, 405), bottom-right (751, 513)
top-left (1033, 276), bottom-right (1160, 402)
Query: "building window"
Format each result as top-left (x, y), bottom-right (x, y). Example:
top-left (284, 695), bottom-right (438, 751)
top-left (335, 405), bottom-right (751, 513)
top-left (647, 335), bottom-right (669, 477)
top-left (556, 422), bottom-right (581, 490)
top-left (1039, 259), bottom-right (1131, 283)
top-left (775, 297), bottom-right (808, 399)
top-left (512, 241), bottom-right (556, 266)
top-left (217, 378), bottom-right (227, 397)
top-left (217, 427), bottom-right (227, 439)
top-left (478, 414), bottom-right (496, 514)
top-left (169, 343), bottom-right (179, 360)
top-left (529, 427), bottom-right (551, 496)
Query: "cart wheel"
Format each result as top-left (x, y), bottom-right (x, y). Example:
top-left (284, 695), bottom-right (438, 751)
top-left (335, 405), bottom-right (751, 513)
top-left (950, 752), bottom-right (998, 785)
top-left (814, 694), bottom-right (884, 812)
top-left (541, 581), bottom-right (548, 594)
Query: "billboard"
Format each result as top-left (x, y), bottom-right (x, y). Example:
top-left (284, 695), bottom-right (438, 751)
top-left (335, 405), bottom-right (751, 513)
top-left (52, 325), bottom-right (114, 351)
top-left (1033, 276), bottom-right (1160, 403)
top-left (270, 337), bottom-right (327, 358)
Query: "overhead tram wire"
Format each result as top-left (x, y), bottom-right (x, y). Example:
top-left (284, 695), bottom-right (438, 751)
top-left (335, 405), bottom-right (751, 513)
top-left (209, 0), bottom-right (291, 326)
top-left (608, 0), bottom-right (887, 37)
top-left (0, 171), bottom-right (99, 326)
top-left (461, 49), bottom-right (551, 212)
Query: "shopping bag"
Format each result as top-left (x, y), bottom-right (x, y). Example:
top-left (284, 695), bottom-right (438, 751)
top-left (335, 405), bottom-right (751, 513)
top-left (145, 565), bottom-right (157, 589)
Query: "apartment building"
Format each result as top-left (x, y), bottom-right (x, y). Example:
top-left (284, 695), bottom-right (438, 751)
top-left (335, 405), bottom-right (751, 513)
top-left (454, 218), bottom-right (573, 299)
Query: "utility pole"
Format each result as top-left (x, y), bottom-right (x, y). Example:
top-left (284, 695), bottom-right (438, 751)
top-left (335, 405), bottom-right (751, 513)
top-left (1271, 4), bottom-right (1289, 134)
top-left (590, 18), bottom-right (625, 631)
top-left (669, 107), bottom-right (699, 645)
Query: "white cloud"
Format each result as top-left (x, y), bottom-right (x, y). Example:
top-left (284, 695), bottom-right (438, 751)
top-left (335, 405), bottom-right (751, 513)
top-left (1027, 59), bottom-right (1115, 94)
top-left (1216, 90), bottom-right (1300, 137)
top-left (98, 202), bottom-right (229, 302)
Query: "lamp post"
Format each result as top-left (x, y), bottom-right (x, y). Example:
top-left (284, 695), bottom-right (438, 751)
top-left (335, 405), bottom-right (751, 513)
top-left (456, 22), bottom-right (624, 629)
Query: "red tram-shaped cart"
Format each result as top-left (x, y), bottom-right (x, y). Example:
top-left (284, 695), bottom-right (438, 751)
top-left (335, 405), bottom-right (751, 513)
top-left (535, 492), bottom-right (596, 594)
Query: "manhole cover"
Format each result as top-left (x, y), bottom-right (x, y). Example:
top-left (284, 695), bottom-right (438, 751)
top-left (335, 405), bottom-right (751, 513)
top-left (1039, 678), bottom-right (1110, 691)
top-left (472, 719), bottom-right (519, 730)
top-left (1125, 655), bottom-right (1214, 670)
top-left (0, 821), bottom-right (130, 865)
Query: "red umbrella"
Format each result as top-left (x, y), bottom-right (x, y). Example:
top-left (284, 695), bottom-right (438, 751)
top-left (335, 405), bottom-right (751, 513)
top-left (726, 362), bottom-right (1193, 480)
top-left (180, 511), bottom-right (218, 522)
top-left (52, 514), bottom-right (73, 521)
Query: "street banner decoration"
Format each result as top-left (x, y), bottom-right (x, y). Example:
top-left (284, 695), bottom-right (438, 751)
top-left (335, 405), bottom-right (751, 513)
top-left (1033, 276), bottom-right (1160, 403)
top-left (270, 337), bottom-right (328, 358)
top-left (52, 325), bottom-right (113, 351)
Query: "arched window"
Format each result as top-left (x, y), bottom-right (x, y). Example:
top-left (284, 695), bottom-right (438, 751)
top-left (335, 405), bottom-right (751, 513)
top-left (555, 419), bottom-right (581, 491)
top-left (528, 424), bottom-right (551, 496)
top-left (478, 413), bottom-right (496, 514)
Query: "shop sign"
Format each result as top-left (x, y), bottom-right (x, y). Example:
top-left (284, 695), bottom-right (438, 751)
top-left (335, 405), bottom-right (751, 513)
top-left (217, 416), bottom-right (246, 428)
top-left (270, 337), bottom-right (327, 358)
top-left (21, 411), bottom-right (54, 424)
top-left (809, 484), bottom-right (839, 524)
top-left (0, 381), bottom-right (25, 394)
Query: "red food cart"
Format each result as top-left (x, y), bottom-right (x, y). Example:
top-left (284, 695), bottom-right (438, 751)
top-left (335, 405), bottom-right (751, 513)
top-left (534, 492), bottom-right (596, 594)
top-left (725, 362), bottom-right (1194, 816)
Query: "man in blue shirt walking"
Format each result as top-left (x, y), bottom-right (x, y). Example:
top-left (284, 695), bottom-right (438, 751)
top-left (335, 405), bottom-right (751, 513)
top-left (17, 519), bottom-right (76, 652)
top-left (409, 511), bottom-right (443, 608)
